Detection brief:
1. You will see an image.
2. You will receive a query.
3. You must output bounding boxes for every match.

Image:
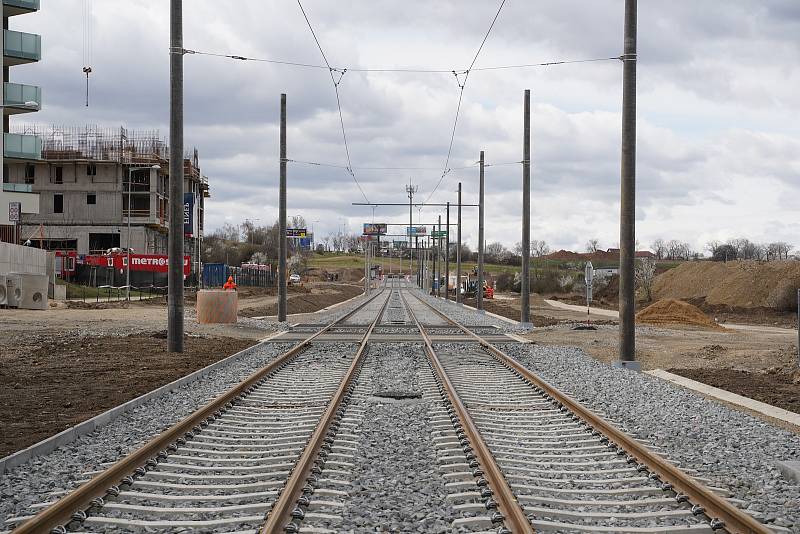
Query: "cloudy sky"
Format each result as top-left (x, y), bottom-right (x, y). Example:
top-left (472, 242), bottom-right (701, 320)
top-left (10, 1), bottom-right (800, 253)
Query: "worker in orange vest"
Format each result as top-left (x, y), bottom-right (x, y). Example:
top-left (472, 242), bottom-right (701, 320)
top-left (223, 275), bottom-right (237, 291)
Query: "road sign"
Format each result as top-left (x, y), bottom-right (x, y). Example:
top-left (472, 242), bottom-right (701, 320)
top-left (8, 202), bottom-right (21, 223)
top-left (287, 228), bottom-right (307, 237)
top-left (363, 223), bottom-right (387, 235)
top-left (407, 226), bottom-right (427, 236)
top-left (585, 261), bottom-right (594, 303)
top-left (432, 230), bottom-right (447, 238)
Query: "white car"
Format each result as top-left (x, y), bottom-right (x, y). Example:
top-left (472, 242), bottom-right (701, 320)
top-left (289, 273), bottom-right (301, 284)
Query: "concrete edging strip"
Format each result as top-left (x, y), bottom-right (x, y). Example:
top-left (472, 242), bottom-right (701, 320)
top-left (646, 369), bottom-right (800, 428)
top-left (0, 336), bottom-right (285, 475)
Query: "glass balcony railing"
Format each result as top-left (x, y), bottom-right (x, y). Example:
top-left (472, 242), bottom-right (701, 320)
top-left (3, 29), bottom-right (41, 63)
top-left (4, 82), bottom-right (41, 110)
top-left (3, 0), bottom-right (41, 13)
top-left (3, 132), bottom-right (42, 160)
top-left (2, 183), bottom-right (33, 193)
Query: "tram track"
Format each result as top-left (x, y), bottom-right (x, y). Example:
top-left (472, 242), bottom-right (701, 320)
top-left (402, 288), bottom-right (774, 534)
top-left (3, 280), bottom-right (781, 533)
top-left (7, 288), bottom-right (390, 534)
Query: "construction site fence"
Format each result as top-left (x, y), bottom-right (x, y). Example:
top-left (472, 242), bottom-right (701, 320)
top-left (202, 264), bottom-right (276, 289)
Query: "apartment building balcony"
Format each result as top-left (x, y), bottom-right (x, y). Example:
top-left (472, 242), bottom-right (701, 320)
top-left (3, 29), bottom-right (41, 66)
top-left (3, 82), bottom-right (41, 114)
top-left (4, 132), bottom-right (42, 159)
top-left (2, 183), bottom-right (32, 193)
top-left (2, 0), bottom-right (40, 16)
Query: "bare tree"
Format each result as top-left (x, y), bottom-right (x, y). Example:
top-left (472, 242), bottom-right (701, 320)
top-left (531, 239), bottom-right (550, 258)
top-left (635, 258), bottom-right (657, 301)
top-left (585, 238), bottom-right (600, 253)
top-left (651, 238), bottom-right (666, 260)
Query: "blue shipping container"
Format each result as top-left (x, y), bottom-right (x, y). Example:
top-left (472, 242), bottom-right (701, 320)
top-left (203, 263), bottom-right (228, 287)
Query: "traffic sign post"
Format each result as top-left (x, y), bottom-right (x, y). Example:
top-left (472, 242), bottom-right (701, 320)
top-left (8, 202), bottom-right (21, 244)
top-left (585, 261), bottom-right (594, 326)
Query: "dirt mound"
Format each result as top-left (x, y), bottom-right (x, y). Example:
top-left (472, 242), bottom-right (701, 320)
top-left (544, 249), bottom-right (586, 261)
top-left (636, 298), bottom-right (723, 329)
top-left (653, 260), bottom-right (800, 309)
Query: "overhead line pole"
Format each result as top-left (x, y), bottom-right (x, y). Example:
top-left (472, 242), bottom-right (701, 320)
top-left (445, 202), bottom-right (450, 301)
top-left (168, 0), bottom-right (184, 353)
top-left (477, 151), bottom-right (485, 312)
top-left (437, 215), bottom-right (443, 298)
top-left (521, 89), bottom-right (532, 327)
top-left (278, 94), bottom-right (288, 322)
top-left (617, 0), bottom-right (638, 369)
top-left (457, 182), bottom-right (462, 304)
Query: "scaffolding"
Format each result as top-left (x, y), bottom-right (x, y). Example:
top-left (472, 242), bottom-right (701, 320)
top-left (12, 125), bottom-right (169, 164)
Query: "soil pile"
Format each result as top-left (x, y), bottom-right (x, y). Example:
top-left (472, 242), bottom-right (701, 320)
top-left (652, 260), bottom-right (800, 309)
top-left (636, 298), bottom-right (723, 329)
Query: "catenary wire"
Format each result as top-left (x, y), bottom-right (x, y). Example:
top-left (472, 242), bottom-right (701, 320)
top-left (296, 0), bottom-right (370, 204)
top-left (423, 0), bottom-right (507, 205)
top-left (182, 48), bottom-right (620, 74)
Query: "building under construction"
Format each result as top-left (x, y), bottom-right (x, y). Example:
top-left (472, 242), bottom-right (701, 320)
top-left (2, 125), bottom-right (210, 279)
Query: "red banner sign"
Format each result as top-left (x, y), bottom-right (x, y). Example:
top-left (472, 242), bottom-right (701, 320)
top-left (84, 254), bottom-right (191, 275)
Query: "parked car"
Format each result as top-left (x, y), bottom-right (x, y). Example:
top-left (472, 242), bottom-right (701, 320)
top-left (289, 273), bottom-right (301, 285)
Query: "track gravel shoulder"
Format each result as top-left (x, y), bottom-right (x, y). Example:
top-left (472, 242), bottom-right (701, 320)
top-left (500, 343), bottom-right (800, 531)
top-left (0, 342), bottom-right (294, 526)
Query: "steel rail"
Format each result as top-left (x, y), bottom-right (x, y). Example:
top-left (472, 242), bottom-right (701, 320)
top-left (399, 290), bottom-right (533, 533)
top-left (261, 286), bottom-right (393, 532)
top-left (408, 290), bottom-right (772, 534)
top-left (14, 288), bottom-right (386, 534)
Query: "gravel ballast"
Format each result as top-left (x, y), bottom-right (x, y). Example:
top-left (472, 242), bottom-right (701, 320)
top-left (502, 343), bottom-right (800, 531)
top-left (0, 341), bottom-right (296, 525)
top-left (333, 342), bottom-right (458, 532)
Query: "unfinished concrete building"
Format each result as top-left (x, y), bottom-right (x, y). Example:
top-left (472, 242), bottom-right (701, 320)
top-left (2, 125), bottom-right (209, 277)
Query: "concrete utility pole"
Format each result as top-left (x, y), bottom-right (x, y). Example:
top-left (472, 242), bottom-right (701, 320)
top-left (278, 94), bottom-right (288, 322)
top-left (457, 182), bottom-right (462, 304)
top-left (407, 181), bottom-right (418, 283)
top-left (168, 0), bottom-right (184, 353)
top-left (617, 0), bottom-right (638, 369)
top-left (477, 151), bottom-right (485, 312)
top-left (437, 215), bottom-right (442, 298)
top-left (445, 202), bottom-right (450, 301)
top-left (521, 89), bottom-right (532, 327)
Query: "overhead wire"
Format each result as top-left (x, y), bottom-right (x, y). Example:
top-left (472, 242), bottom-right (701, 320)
top-left (182, 48), bottom-right (620, 75)
top-left (423, 0), bottom-right (507, 205)
top-left (296, 0), bottom-right (370, 204)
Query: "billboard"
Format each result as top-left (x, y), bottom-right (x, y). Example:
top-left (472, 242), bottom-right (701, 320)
top-left (85, 254), bottom-right (191, 275)
top-left (407, 226), bottom-right (426, 236)
top-left (287, 228), bottom-right (307, 237)
top-left (363, 223), bottom-right (387, 235)
top-left (183, 193), bottom-right (195, 237)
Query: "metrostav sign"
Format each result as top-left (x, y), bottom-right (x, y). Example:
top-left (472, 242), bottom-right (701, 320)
top-left (84, 254), bottom-right (191, 275)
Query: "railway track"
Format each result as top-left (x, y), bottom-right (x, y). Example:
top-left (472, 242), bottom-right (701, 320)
top-left (4, 279), bottom-right (776, 533)
top-left (402, 288), bottom-right (774, 534)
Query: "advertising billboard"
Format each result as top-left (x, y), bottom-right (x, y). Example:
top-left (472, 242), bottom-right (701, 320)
top-left (183, 193), bottom-right (195, 237)
top-left (406, 226), bottom-right (427, 236)
top-left (363, 223), bottom-right (387, 235)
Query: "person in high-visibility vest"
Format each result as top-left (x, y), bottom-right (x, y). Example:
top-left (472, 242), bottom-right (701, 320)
top-left (223, 275), bottom-right (237, 291)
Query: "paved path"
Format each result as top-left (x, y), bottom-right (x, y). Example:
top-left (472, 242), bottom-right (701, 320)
top-left (543, 299), bottom-right (796, 334)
